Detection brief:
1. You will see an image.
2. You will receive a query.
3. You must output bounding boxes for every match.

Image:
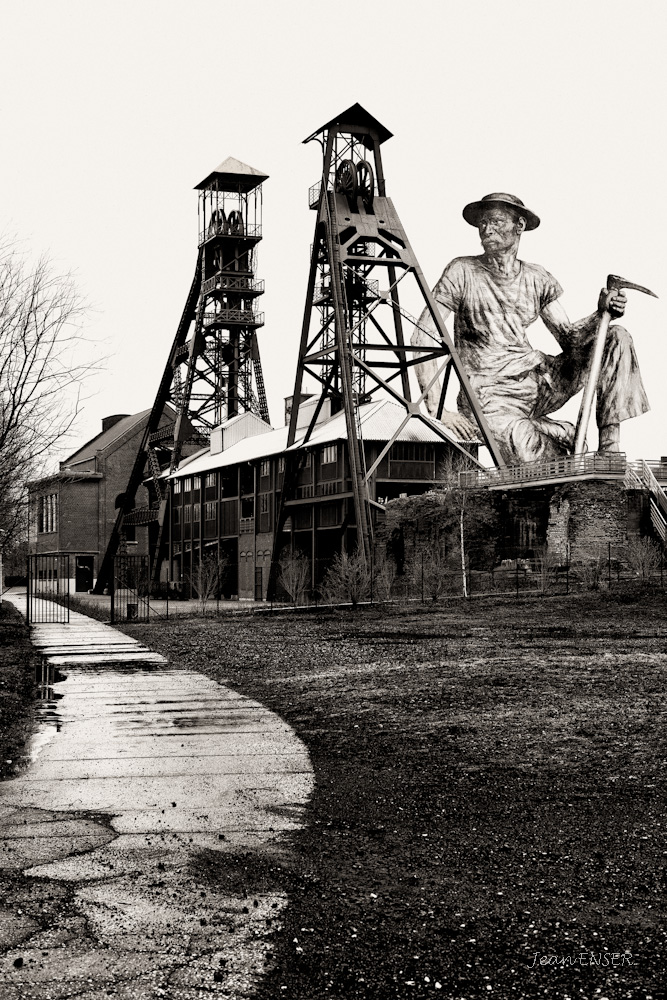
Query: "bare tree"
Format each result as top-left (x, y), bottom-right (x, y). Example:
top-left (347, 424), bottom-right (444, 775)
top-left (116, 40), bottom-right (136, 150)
top-left (321, 549), bottom-right (370, 607)
top-left (623, 536), bottom-right (662, 581)
top-left (372, 547), bottom-right (397, 602)
top-left (535, 545), bottom-right (559, 593)
top-left (278, 547), bottom-right (310, 605)
top-left (188, 552), bottom-right (229, 614)
top-left (0, 237), bottom-right (95, 544)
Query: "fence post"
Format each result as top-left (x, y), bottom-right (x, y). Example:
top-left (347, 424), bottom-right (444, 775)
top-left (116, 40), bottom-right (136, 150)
top-left (421, 552), bottom-right (424, 603)
top-left (565, 544), bottom-right (570, 595)
top-left (515, 555), bottom-right (520, 601)
top-left (608, 541), bottom-right (612, 591)
top-left (26, 556), bottom-right (30, 625)
top-left (110, 559), bottom-right (115, 625)
top-left (370, 551), bottom-right (374, 605)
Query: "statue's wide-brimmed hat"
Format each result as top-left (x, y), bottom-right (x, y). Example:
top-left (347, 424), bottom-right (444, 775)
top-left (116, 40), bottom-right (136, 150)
top-left (463, 192), bottom-right (540, 231)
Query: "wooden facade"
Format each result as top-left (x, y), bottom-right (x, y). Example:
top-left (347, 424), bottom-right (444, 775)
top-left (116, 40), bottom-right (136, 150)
top-left (169, 429), bottom-right (465, 600)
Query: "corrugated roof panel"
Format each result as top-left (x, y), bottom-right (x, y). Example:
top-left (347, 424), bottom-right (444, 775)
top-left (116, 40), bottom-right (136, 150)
top-left (170, 400), bottom-right (478, 478)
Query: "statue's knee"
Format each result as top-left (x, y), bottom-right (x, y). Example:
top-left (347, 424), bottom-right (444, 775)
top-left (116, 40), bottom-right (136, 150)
top-left (608, 324), bottom-right (632, 348)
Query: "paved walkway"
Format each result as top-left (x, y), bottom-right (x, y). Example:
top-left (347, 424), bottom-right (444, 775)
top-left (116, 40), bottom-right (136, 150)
top-left (0, 592), bottom-right (314, 999)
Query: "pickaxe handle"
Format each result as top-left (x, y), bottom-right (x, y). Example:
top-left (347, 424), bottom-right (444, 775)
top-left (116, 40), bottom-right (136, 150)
top-left (573, 307), bottom-right (611, 455)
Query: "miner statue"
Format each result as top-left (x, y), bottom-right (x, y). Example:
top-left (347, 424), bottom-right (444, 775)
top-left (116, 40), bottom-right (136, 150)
top-left (411, 193), bottom-right (651, 465)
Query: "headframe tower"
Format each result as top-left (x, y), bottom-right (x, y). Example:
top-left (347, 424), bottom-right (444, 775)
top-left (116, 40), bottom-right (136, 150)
top-left (270, 104), bottom-right (503, 586)
top-left (95, 157), bottom-right (270, 592)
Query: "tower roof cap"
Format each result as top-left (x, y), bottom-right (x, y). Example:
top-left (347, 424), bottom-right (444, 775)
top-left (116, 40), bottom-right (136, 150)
top-left (195, 156), bottom-right (269, 192)
top-left (303, 103), bottom-right (393, 146)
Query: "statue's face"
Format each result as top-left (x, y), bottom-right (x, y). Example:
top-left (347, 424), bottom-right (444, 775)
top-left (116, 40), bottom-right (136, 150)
top-left (477, 206), bottom-right (525, 252)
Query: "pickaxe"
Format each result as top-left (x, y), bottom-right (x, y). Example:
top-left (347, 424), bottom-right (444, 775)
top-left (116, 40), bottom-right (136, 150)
top-left (573, 273), bottom-right (658, 455)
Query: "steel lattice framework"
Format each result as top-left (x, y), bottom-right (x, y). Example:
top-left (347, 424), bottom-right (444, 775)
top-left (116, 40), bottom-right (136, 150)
top-left (94, 158), bottom-right (270, 592)
top-left (269, 104), bottom-right (504, 587)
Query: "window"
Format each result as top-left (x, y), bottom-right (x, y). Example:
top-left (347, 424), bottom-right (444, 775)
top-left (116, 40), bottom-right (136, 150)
top-left (193, 505), bottom-right (200, 522)
top-left (303, 452), bottom-right (311, 468)
top-left (205, 472), bottom-right (216, 489)
top-left (183, 477), bottom-right (192, 492)
top-left (259, 494), bottom-right (269, 514)
top-left (184, 506), bottom-right (192, 523)
top-left (391, 443), bottom-right (433, 462)
top-left (318, 502), bottom-right (340, 527)
top-left (321, 445), bottom-right (337, 465)
top-left (193, 475), bottom-right (201, 490)
top-left (260, 459), bottom-right (271, 477)
top-left (173, 479), bottom-right (182, 494)
top-left (173, 508), bottom-right (181, 525)
top-left (205, 502), bottom-right (216, 521)
top-left (38, 493), bottom-right (58, 533)
top-left (278, 456), bottom-right (285, 474)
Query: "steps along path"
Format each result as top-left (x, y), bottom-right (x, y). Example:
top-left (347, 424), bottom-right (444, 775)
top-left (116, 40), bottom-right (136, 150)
top-left (0, 590), bottom-right (314, 1000)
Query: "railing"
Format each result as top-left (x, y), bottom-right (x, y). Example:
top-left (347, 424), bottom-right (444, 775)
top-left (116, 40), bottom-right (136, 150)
top-left (202, 309), bottom-right (264, 327)
top-left (124, 505), bottom-right (159, 526)
top-left (199, 223), bottom-right (262, 245)
top-left (461, 452), bottom-right (628, 489)
top-left (296, 481), bottom-right (347, 499)
top-left (202, 275), bottom-right (264, 296)
top-left (309, 181), bottom-right (322, 209)
top-left (627, 460), bottom-right (667, 540)
top-left (636, 459), bottom-right (667, 484)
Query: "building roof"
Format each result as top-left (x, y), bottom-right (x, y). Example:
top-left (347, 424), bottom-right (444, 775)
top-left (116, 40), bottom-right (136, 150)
top-left (303, 103), bottom-right (393, 146)
top-left (194, 156), bottom-right (269, 193)
top-left (170, 400), bottom-right (472, 479)
top-left (62, 409), bottom-right (153, 467)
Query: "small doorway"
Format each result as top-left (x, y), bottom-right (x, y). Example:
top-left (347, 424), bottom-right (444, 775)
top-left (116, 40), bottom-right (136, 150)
top-left (75, 556), bottom-right (94, 593)
top-left (254, 566), bottom-right (263, 601)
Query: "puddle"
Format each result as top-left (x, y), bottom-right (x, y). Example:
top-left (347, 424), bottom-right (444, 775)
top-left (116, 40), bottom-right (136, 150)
top-left (35, 660), bottom-right (66, 702)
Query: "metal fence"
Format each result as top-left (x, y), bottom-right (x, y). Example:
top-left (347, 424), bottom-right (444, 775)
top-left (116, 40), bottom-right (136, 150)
top-left (111, 553), bottom-right (152, 623)
top-left (27, 554), bottom-right (70, 624)
top-left (273, 540), bottom-right (667, 610)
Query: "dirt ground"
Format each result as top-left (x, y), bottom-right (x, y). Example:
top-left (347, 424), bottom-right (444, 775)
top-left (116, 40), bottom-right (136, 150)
top-left (120, 591), bottom-right (666, 999)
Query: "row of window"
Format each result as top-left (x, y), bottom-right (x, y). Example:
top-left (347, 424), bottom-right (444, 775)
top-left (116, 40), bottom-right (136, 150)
top-left (172, 451), bottom-right (342, 494)
top-left (174, 473), bottom-right (213, 495)
top-left (171, 444), bottom-right (430, 500)
top-left (37, 494), bottom-right (58, 534)
top-left (174, 501), bottom-right (218, 524)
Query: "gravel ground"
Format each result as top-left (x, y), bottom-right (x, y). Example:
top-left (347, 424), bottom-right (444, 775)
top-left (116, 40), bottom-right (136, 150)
top-left (122, 590), bottom-right (667, 1000)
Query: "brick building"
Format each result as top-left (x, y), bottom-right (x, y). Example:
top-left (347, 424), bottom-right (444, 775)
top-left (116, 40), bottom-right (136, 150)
top-left (28, 409), bottom-right (173, 590)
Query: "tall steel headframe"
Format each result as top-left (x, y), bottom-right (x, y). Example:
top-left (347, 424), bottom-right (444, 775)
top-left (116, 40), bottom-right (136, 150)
top-left (272, 103), bottom-right (504, 576)
top-left (94, 157), bottom-right (270, 593)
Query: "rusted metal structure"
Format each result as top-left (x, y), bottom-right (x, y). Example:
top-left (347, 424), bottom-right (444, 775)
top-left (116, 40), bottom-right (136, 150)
top-left (94, 158), bottom-right (270, 592)
top-left (269, 103), bottom-right (503, 587)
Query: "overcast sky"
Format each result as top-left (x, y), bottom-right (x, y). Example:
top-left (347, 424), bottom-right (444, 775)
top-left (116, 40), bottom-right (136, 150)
top-left (1, 0), bottom-right (665, 463)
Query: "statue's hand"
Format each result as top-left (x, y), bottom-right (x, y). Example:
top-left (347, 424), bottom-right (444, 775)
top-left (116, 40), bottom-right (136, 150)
top-left (598, 287), bottom-right (627, 319)
top-left (436, 408), bottom-right (478, 441)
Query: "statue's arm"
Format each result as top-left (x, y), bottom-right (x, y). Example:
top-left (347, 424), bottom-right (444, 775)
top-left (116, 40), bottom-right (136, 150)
top-left (541, 290), bottom-right (627, 348)
top-left (411, 300), bottom-right (477, 439)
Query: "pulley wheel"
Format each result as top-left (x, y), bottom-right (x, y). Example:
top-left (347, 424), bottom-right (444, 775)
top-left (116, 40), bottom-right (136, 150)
top-left (227, 210), bottom-right (244, 235)
top-left (356, 160), bottom-right (374, 209)
top-left (335, 159), bottom-right (358, 201)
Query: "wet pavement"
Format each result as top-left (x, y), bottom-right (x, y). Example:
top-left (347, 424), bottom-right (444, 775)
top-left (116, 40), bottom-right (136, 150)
top-left (0, 595), bottom-right (314, 998)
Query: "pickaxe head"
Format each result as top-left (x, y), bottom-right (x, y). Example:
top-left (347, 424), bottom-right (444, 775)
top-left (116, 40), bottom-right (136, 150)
top-left (607, 273), bottom-right (658, 298)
